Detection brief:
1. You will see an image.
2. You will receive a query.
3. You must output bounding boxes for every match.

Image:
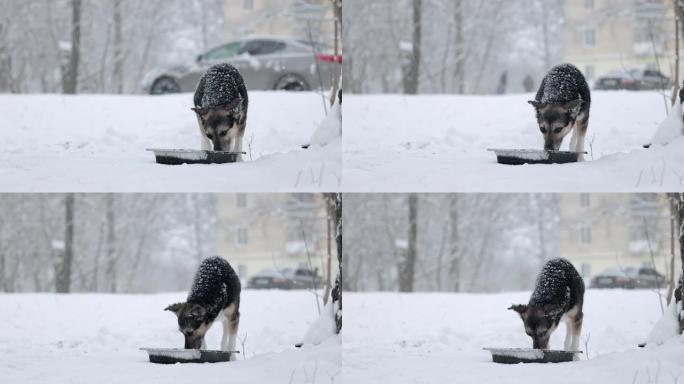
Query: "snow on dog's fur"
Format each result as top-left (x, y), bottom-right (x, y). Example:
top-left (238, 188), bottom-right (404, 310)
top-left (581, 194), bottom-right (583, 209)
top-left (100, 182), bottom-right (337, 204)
top-left (192, 64), bottom-right (248, 160)
top-left (529, 64), bottom-right (591, 160)
top-left (165, 256), bottom-right (241, 359)
top-left (509, 258), bottom-right (585, 360)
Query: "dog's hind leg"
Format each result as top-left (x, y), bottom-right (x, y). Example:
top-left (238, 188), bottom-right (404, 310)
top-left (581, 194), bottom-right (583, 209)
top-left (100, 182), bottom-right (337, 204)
top-left (565, 305), bottom-right (583, 361)
top-left (221, 303), bottom-right (240, 360)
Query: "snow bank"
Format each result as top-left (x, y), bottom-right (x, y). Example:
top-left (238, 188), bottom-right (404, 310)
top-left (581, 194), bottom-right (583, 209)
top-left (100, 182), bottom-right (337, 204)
top-left (0, 92), bottom-right (340, 192)
top-left (0, 291), bottom-right (340, 384)
top-left (344, 91), bottom-right (684, 192)
top-left (345, 290), bottom-right (683, 384)
top-left (650, 97), bottom-right (683, 146)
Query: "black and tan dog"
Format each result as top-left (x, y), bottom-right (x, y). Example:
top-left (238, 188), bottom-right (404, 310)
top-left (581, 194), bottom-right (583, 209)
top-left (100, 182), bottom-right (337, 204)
top-left (509, 258), bottom-right (584, 359)
top-left (529, 64), bottom-right (591, 160)
top-left (165, 256), bottom-right (241, 359)
top-left (192, 64), bottom-right (248, 160)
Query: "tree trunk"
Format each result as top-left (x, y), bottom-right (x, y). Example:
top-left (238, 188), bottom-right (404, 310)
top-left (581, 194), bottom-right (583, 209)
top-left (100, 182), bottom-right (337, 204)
top-left (327, 193), bottom-right (342, 334)
top-left (400, 194), bottom-right (418, 292)
top-left (105, 194), bottom-right (117, 293)
top-left (674, 193), bottom-right (684, 333)
top-left (453, 0), bottom-right (465, 94)
top-left (56, 194), bottom-right (75, 293)
top-left (63, 0), bottom-right (82, 94)
top-left (404, 0), bottom-right (422, 94)
top-left (448, 195), bottom-right (461, 292)
top-left (113, 0), bottom-right (124, 94)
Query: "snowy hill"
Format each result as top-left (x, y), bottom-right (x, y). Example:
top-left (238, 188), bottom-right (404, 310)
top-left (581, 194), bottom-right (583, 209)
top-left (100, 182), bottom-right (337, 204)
top-left (344, 91), bottom-right (684, 192)
top-left (0, 291), bottom-right (340, 384)
top-left (344, 290), bottom-right (681, 384)
top-left (0, 92), bottom-right (341, 192)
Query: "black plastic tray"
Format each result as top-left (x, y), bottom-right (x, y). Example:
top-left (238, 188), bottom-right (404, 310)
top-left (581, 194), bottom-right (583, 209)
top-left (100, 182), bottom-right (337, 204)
top-left (147, 149), bottom-right (245, 165)
top-left (140, 348), bottom-right (238, 364)
top-left (484, 348), bottom-right (580, 364)
top-left (488, 149), bottom-right (584, 165)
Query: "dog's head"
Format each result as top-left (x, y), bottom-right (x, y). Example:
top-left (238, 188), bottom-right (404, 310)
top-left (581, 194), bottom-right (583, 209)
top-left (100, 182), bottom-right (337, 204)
top-left (508, 304), bottom-right (562, 349)
top-left (192, 102), bottom-right (244, 151)
top-left (165, 302), bottom-right (212, 349)
top-left (528, 99), bottom-right (583, 151)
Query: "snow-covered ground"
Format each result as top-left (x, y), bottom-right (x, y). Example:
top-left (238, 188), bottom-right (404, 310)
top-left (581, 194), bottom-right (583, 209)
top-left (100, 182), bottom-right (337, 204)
top-left (0, 92), bottom-right (340, 192)
top-left (344, 290), bottom-right (683, 384)
top-left (344, 91), bottom-right (684, 192)
top-left (0, 291), bottom-right (340, 384)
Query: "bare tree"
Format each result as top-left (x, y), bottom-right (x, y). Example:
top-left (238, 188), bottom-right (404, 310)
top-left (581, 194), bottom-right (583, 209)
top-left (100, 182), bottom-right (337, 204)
top-left (399, 194), bottom-right (418, 292)
top-left (62, 0), bottom-right (82, 94)
top-left (56, 194), bottom-right (75, 293)
top-left (105, 194), bottom-right (117, 292)
top-left (673, 193), bottom-right (684, 333)
top-left (327, 193), bottom-right (342, 334)
top-left (404, 0), bottom-right (422, 94)
top-left (113, 0), bottom-right (124, 94)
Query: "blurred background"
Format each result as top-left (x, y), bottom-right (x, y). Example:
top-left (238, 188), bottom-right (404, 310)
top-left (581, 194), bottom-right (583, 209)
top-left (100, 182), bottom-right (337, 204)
top-left (344, 193), bottom-right (681, 297)
top-left (0, 193), bottom-right (339, 293)
top-left (0, 0), bottom-right (340, 94)
top-left (344, 0), bottom-right (678, 95)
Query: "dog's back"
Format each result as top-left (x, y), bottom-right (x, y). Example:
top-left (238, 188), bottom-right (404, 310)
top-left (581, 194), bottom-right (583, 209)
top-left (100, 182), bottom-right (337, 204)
top-left (535, 64), bottom-right (591, 111)
top-left (194, 63), bottom-right (249, 113)
top-left (187, 256), bottom-right (241, 322)
top-left (530, 258), bottom-right (584, 312)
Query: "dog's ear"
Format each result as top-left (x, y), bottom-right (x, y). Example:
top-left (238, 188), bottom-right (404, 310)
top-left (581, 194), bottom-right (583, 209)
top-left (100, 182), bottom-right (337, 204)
top-left (508, 304), bottom-right (528, 315)
top-left (565, 99), bottom-right (583, 117)
top-left (528, 100), bottom-right (543, 110)
top-left (165, 302), bottom-right (185, 315)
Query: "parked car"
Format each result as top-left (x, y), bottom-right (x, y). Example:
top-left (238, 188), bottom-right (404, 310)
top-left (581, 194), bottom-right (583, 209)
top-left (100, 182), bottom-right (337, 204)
top-left (591, 267), bottom-right (666, 289)
top-left (247, 267), bottom-right (322, 290)
top-left (247, 268), bottom-right (294, 290)
top-left (595, 68), bottom-right (671, 91)
top-left (142, 36), bottom-right (340, 94)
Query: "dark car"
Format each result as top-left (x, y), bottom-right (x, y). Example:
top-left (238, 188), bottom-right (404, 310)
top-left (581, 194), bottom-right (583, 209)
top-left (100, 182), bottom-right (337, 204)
top-left (247, 268), bottom-right (294, 290)
top-left (595, 69), bottom-right (671, 91)
top-left (591, 267), bottom-right (666, 289)
top-left (142, 36), bottom-right (339, 94)
top-left (247, 267), bottom-right (322, 290)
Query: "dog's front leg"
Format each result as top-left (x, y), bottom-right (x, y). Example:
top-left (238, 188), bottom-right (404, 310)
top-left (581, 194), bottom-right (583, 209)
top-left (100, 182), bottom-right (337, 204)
top-left (233, 133), bottom-right (245, 162)
top-left (200, 337), bottom-right (207, 350)
top-left (574, 113), bottom-right (589, 162)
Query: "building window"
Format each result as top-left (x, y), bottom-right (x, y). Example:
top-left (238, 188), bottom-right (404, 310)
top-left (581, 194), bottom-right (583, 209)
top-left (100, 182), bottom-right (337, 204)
top-left (579, 223), bottom-right (592, 244)
top-left (584, 0), bottom-right (594, 9)
top-left (584, 28), bottom-right (596, 47)
top-left (236, 194), bottom-right (247, 208)
top-left (580, 193), bottom-right (590, 207)
top-left (581, 263), bottom-right (591, 278)
top-left (585, 65), bottom-right (595, 83)
top-left (237, 226), bottom-right (248, 245)
top-left (244, 0), bottom-right (253, 10)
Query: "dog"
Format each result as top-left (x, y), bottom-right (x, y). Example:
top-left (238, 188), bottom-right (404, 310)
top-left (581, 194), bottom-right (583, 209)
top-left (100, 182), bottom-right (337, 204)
top-left (528, 64), bottom-right (591, 160)
top-left (165, 256), bottom-right (241, 359)
top-left (508, 258), bottom-right (584, 359)
top-left (192, 64), bottom-right (248, 160)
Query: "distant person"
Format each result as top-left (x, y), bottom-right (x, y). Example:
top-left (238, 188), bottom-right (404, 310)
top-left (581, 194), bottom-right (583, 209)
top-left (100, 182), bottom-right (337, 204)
top-left (523, 75), bottom-right (535, 93)
top-left (496, 71), bottom-right (508, 95)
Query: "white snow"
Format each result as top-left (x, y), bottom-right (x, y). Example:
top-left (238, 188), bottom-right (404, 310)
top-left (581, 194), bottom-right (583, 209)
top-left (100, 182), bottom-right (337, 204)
top-left (344, 91), bottom-right (684, 192)
top-left (0, 291), bottom-right (340, 384)
top-left (300, 302), bottom-right (338, 346)
top-left (650, 96), bottom-right (684, 146)
top-left (646, 301), bottom-right (681, 346)
top-left (0, 92), bottom-right (340, 192)
top-left (344, 290), bottom-right (684, 384)
top-left (308, 95), bottom-right (342, 148)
